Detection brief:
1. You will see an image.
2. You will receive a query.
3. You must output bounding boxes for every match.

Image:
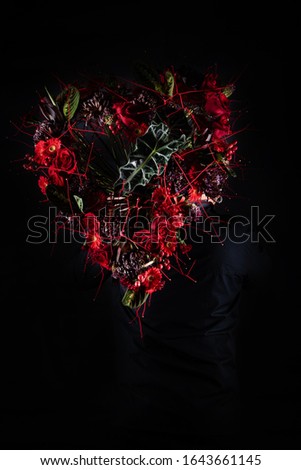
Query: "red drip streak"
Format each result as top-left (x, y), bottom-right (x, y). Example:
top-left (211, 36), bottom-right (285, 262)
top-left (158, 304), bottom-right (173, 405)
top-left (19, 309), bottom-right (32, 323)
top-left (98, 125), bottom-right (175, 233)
top-left (169, 261), bottom-right (197, 283)
top-left (129, 309), bottom-right (144, 338)
top-left (93, 268), bottom-right (105, 301)
top-left (65, 179), bottom-right (75, 216)
top-left (187, 258), bottom-right (197, 277)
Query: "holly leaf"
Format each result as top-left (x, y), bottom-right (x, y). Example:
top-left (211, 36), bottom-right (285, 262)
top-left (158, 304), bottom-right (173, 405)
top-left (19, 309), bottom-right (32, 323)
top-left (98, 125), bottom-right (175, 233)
top-left (117, 121), bottom-right (187, 193)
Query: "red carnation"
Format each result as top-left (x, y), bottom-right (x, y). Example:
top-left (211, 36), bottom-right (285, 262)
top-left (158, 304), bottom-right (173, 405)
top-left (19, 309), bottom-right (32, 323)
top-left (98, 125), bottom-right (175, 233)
top-left (152, 186), bottom-right (169, 205)
top-left (86, 232), bottom-right (102, 251)
top-left (188, 187), bottom-right (203, 203)
top-left (150, 217), bottom-right (177, 255)
top-left (138, 267), bottom-right (165, 294)
top-left (152, 187), bottom-right (172, 215)
top-left (34, 138), bottom-right (61, 165)
top-left (160, 237), bottom-right (178, 256)
top-left (167, 214), bottom-right (184, 229)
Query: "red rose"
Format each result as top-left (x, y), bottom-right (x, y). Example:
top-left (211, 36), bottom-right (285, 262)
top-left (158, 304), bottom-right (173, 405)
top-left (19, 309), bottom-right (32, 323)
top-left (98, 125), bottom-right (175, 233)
top-left (48, 165), bottom-right (64, 186)
top-left (34, 138), bottom-right (61, 165)
top-left (202, 72), bottom-right (218, 90)
top-left (212, 114), bottom-right (231, 141)
top-left (202, 71), bottom-right (230, 119)
top-left (113, 102), bottom-right (149, 137)
top-left (54, 148), bottom-right (77, 174)
top-left (204, 91), bottom-right (229, 117)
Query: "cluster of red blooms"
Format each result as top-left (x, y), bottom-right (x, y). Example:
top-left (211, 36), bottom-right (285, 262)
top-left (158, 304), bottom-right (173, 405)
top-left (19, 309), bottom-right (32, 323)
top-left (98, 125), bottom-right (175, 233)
top-left (23, 66), bottom-right (238, 309)
top-left (33, 138), bottom-right (77, 192)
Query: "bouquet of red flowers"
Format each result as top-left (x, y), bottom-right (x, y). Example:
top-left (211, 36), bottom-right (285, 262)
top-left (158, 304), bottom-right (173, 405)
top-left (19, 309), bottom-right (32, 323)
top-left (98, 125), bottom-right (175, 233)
top-left (22, 64), bottom-right (238, 311)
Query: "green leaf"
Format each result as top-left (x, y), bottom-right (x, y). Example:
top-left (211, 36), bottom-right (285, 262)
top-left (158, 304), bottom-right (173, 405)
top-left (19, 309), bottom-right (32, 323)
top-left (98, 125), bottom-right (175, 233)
top-left (224, 164), bottom-right (237, 178)
top-left (133, 62), bottom-right (163, 93)
top-left (45, 184), bottom-right (70, 212)
top-left (216, 152), bottom-right (237, 177)
top-left (122, 288), bottom-right (149, 309)
top-left (44, 86), bottom-right (57, 106)
top-left (62, 86), bottom-right (80, 121)
top-left (45, 185), bottom-right (84, 214)
top-left (73, 195), bottom-right (84, 212)
top-left (223, 84), bottom-right (235, 98)
top-left (164, 70), bottom-right (175, 96)
top-left (117, 121), bottom-right (187, 193)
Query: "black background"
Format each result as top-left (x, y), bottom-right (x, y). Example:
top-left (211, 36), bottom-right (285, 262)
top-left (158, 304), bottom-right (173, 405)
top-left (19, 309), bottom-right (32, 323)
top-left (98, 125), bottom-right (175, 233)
top-left (1, 2), bottom-right (298, 450)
